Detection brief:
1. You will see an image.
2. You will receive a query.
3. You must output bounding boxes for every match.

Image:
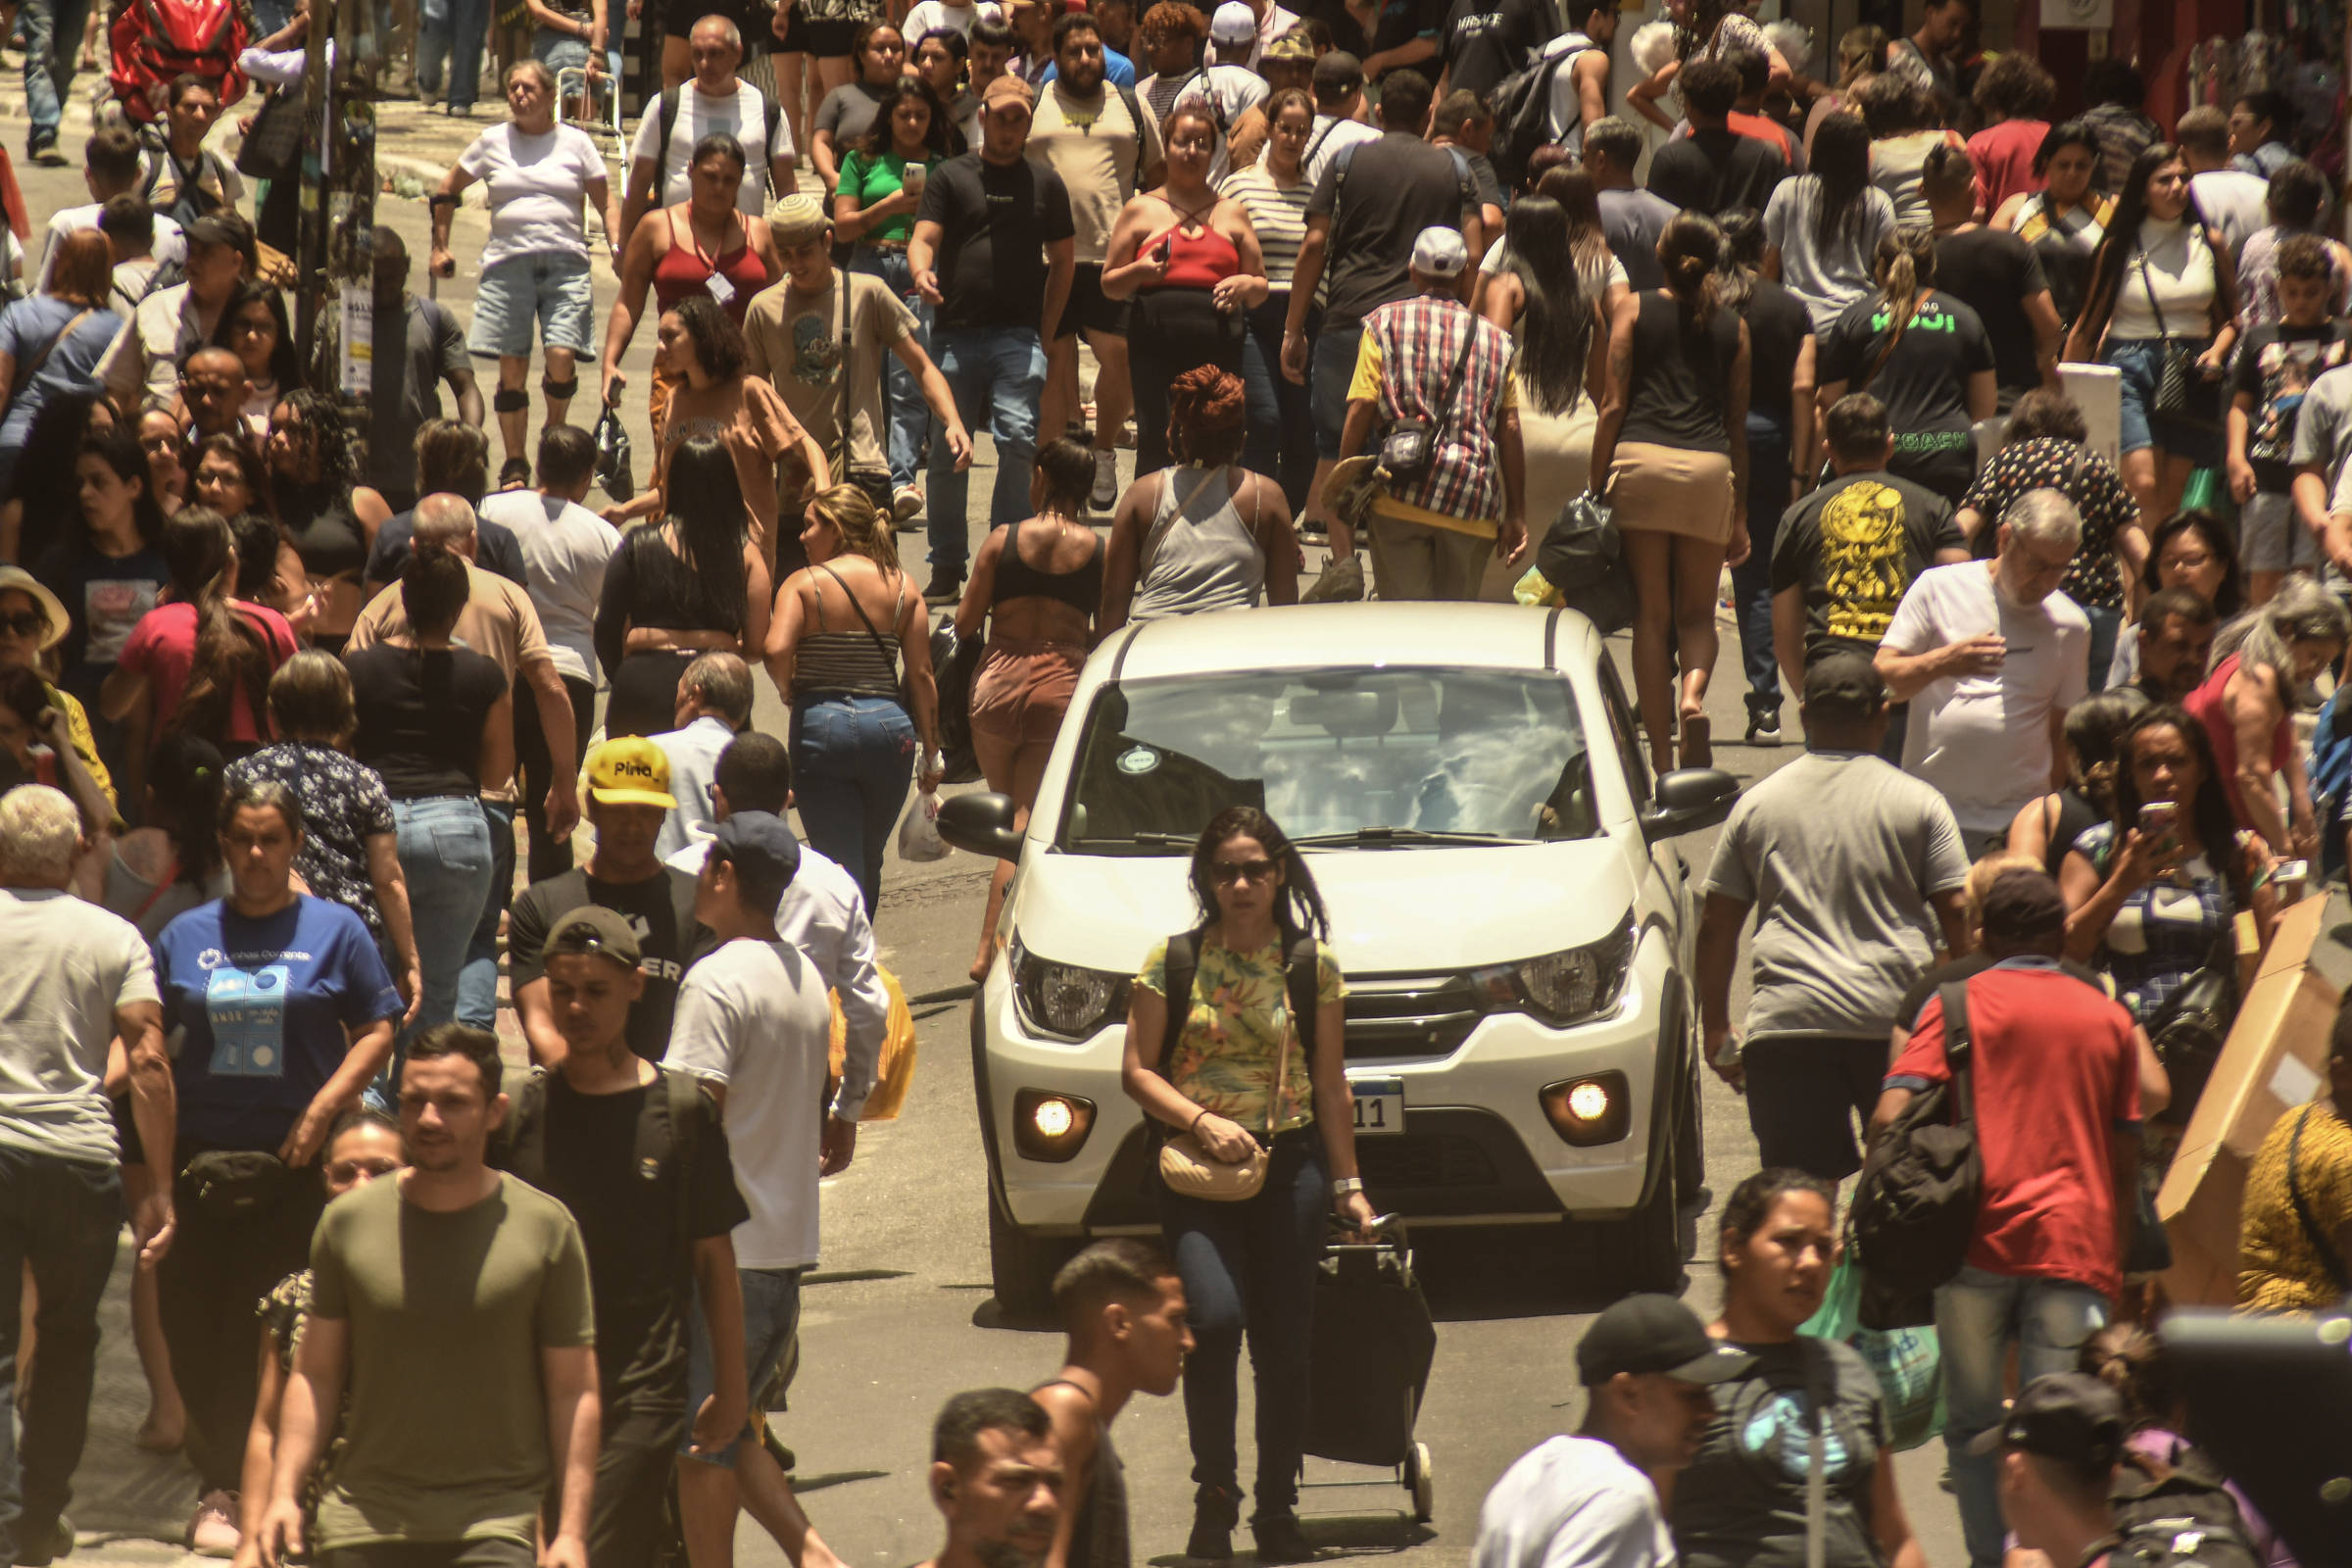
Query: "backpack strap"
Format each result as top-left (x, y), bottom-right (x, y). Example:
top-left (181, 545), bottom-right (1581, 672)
top-left (659, 1066), bottom-right (706, 1272)
top-left (1117, 82), bottom-right (1148, 179)
top-left (2286, 1103), bottom-right (2352, 1294)
top-left (1285, 935), bottom-right (1320, 1091)
top-left (1800, 1336), bottom-right (1829, 1568)
top-left (765, 94), bottom-right (783, 175)
top-left (656, 85), bottom-right (682, 196)
top-left (1938, 977), bottom-right (1975, 1128)
top-left (1155, 928), bottom-right (1203, 1075)
top-left (494, 1064), bottom-right (552, 1172)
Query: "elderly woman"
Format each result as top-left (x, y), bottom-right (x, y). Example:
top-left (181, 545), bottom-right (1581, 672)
top-left (430, 61), bottom-right (614, 488)
top-left (2182, 579), bottom-right (2350, 858)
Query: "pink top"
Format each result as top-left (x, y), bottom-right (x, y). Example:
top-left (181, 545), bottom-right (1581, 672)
top-left (119, 600), bottom-right (298, 745)
top-left (2183, 652), bottom-right (2292, 831)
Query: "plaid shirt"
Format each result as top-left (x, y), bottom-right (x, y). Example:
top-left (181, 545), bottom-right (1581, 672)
top-left (2080, 104), bottom-right (2160, 200)
top-left (1363, 294), bottom-right (1515, 525)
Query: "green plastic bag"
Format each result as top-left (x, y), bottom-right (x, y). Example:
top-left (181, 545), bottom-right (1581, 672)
top-left (1801, 1254), bottom-right (1945, 1451)
top-left (2180, 467), bottom-right (2225, 515)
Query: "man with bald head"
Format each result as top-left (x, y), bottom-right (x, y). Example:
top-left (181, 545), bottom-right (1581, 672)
top-left (345, 494), bottom-right (583, 1033)
top-left (177, 347), bottom-right (251, 444)
top-left (618, 14), bottom-right (798, 248)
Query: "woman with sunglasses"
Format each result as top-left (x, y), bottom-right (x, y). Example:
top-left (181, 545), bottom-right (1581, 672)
top-left (0, 564), bottom-right (115, 809)
top-left (1122, 806), bottom-right (1375, 1566)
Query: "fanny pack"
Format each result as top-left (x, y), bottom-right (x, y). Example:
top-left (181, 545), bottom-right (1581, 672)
top-left (183, 1149), bottom-right (292, 1217)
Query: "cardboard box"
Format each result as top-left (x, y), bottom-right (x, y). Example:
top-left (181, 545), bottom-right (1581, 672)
top-left (2158, 891), bottom-right (2351, 1306)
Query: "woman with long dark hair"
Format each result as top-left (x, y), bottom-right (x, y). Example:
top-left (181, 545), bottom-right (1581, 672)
top-left (597, 433), bottom-right (775, 737)
top-left (1993, 121), bottom-right (2114, 330)
top-left (101, 508), bottom-right (297, 762)
top-left (265, 391), bottom-right (388, 654)
top-left (77, 729), bottom-right (231, 940)
top-left (2008, 689), bottom-right (2147, 876)
top-left (1121, 806), bottom-right (1375, 1566)
top-left (212, 283), bottom-right (299, 438)
top-left (911, 27), bottom-right (977, 150)
top-left (2065, 142), bottom-right (2241, 527)
top-left (1764, 110), bottom-right (1897, 334)
top-left (190, 433), bottom-right (272, 522)
top-left (1, 387), bottom-right (109, 566)
top-left (1591, 213), bottom-right (1750, 772)
top-left (1816, 227), bottom-right (1997, 506)
top-left (1477, 191), bottom-right (1604, 581)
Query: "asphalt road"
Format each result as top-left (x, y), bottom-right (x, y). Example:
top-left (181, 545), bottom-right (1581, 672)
top-left (2, 97), bottom-right (1974, 1568)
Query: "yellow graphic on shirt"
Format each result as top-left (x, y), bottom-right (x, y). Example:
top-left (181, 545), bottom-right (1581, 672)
top-left (1820, 480), bottom-right (1910, 644)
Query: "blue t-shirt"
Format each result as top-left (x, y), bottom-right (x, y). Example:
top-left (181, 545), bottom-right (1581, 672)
top-left (1041, 47), bottom-right (1138, 87)
top-left (0, 296), bottom-right (121, 451)
top-left (154, 896), bottom-right (402, 1150)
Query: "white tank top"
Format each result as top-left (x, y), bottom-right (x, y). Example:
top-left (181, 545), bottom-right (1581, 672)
top-left (2108, 217), bottom-right (2218, 342)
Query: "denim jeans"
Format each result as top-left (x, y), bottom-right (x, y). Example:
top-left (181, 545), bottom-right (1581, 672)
top-left (1310, 321), bottom-right (1361, 461)
top-left (851, 248), bottom-right (933, 493)
top-left (928, 326), bottom-right (1047, 577)
top-left (458, 799), bottom-right (517, 1031)
top-left (790, 694), bottom-right (916, 916)
top-left (1241, 295), bottom-right (1318, 514)
top-left (2083, 603), bottom-right (2122, 694)
top-left (1937, 1264), bottom-right (2111, 1568)
top-left (1731, 409), bottom-right (1793, 717)
top-left (1158, 1131), bottom-right (1326, 1523)
top-left (0, 1147), bottom-right (120, 1560)
top-left (416, 0), bottom-right (489, 109)
top-left (391, 796), bottom-right (494, 1047)
top-left (20, 0), bottom-right (89, 155)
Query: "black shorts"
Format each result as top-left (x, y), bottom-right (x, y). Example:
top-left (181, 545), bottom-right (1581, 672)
top-left (1054, 262), bottom-right (1129, 340)
top-left (1740, 1035), bottom-right (1890, 1183)
top-left (773, 2), bottom-right (810, 50)
top-left (803, 15), bottom-right (858, 55)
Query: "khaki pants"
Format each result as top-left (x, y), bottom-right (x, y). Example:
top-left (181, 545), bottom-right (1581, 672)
top-left (1368, 514), bottom-right (1497, 603)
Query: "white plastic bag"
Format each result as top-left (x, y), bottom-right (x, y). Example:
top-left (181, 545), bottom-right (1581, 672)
top-left (898, 788), bottom-right (949, 862)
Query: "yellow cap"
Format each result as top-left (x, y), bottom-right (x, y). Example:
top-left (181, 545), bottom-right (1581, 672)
top-left (583, 737), bottom-right (676, 808)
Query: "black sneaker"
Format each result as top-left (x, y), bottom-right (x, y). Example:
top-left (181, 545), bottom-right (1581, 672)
top-left (28, 144), bottom-right (65, 168)
top-left (1745, 705), bottom-right (1782, 747)
top-left (16, 1514), bottom-right (72, 1566)
top-left (1250, 1515), bottom-right (1317, 1565)
top-left (1186, 1484), bottom-right (1240, 1562)
top-left (922, 571), bottom-right (964, 607)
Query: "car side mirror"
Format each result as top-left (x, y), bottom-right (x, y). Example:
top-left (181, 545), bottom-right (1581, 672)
top-left (1638, 768), bottom-right (1740, 842)
top-left (938, 790), bottom-right (1025, 862)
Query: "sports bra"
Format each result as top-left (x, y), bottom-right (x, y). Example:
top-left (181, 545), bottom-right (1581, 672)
top-left (1145, 220), bottom-right (1242, 291)
top-left (653, 209), bottom-right (767, 324)
top-left (992, 518), bottom-right (1102, 615)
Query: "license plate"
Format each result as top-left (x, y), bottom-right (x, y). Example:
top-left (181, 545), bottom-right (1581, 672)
top-left (1349, 1075), bottom-right (1404, 1136)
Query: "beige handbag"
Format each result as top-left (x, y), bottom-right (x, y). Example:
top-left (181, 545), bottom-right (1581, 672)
top-left (1156, 989), bottom-right (1289, 1202)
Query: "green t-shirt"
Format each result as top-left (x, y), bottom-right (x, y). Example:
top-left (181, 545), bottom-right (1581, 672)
top-left (310, 1173), bottom-right (597, 1549)
top-left (837, 150), bottom-right (921, 244)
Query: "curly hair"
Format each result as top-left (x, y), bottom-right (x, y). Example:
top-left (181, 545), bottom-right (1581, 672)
top-left (666, 293), bottom-right (748, 383)
top-left (1166, 366), bottom-right (1247, 467)
top-left (268, 388), bottom-right (361, 500)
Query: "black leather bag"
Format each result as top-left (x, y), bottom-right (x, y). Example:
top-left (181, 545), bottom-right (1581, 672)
top-left (183, 1149), bottom-right (292, 1218)
top-left (234, 90), bottom-right (306, 181)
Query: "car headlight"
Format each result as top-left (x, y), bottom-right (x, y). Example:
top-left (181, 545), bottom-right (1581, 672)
top-left (1011, 940), bottom-right (1132, 1042)
top-left (1510, 922), bottom-right (1634, 1025)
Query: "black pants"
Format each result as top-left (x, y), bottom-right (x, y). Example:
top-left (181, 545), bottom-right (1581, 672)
top-left (158, 1150), bottom-right (328, 1493)
top-left (586, 1400), bottom-right (687, 1568)
top-left (1130, 286), bottom-right (1249, 478)
top-left (320, 1539), bottom-right (535, 1568)
top-left (0, 1147), bottom-right (122, 1560)
top-left (514, 672), bottom-right (594, 882)
top-left (1742, 1036), bottom-right (1890, 1182)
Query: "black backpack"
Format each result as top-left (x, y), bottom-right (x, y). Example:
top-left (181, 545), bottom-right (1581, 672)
top-left (1487, 36), bottom-right (1585, 191)
top-left (1534, 491), bottom-right (1633, 634)
top-left (1154, 927), bottom-right (1320, 1090)
top-left (2090, 1446), bottom-right (2260, 1568)
top-left (656, 85), bottom-right (786, 196)
top-left (1851, 977), bottom-right (1983, 1326)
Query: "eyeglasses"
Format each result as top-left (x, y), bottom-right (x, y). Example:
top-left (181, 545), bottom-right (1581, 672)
top-left (0, 611), bottom-right (45, 639)
top-left (326, 1158), bottom-right (399, 1183)
top-left (1210, 858), bottom-right (1278, 885)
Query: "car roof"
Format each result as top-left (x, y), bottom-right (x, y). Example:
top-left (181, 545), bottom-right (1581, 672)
top-left (1106, 604), bottom-right (1596, 682)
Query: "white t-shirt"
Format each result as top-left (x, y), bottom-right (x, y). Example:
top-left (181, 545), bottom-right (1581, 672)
top-left (1471, 1436), bottom-right (1676, 1568)
top-left (666, 936), bottom-right (833, 1269)
top-left (0, 887), bottom-right (160, 1167)
top-left (1880, 559), bottom-right (2091, 836)
top-left (1301, 113), bottom-right (1382, 189)
top-left (902, 0), bottom-right (1001, 40)
top-left (629, 80), bottom-right (799, 215)
top-left (2189, 169), bottom-right (2269, 261)
top-left (461, 122), bottom-right (608, 269)
top-left (2106, 216), bottom-right (2218, 343)
top-left (35, 203), bottom-right (185, 293)
top-left (477, 489), bottom-right (620, 685)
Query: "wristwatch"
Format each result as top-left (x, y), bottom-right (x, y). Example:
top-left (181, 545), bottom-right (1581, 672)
top-left (1331, 1177), bottom-right (1365, 1200)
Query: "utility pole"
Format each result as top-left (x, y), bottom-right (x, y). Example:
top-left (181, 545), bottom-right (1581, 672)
top-left (296, 0), bottom-right (381, 416)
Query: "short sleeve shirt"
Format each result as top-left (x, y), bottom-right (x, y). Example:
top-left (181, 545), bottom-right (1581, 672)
top-left (224, 744), bottom-right (399, 940)
top-left (0, 888), bottom-right (159, 1167)
top-left (1026, 83), bottom-right (1164, 265)
top-left (742, 272), bottom-right (914, 479)
top-left (2231, 321), bottom-right (2352, 490)
top-left (1307, 132), bottom-right (1479, 330)
top-left (1957, 437), bottom-right (2136, 609)
top-left (459, 122), bottom-right (606, 268)
top-left (915, 152), bottom-right (1077, 331)
top-left (1819, 288), bottom-right (1997, 483)
top-left (835, 149), bottom-right (920, 244)
top-left (367, 298), bottom-right (471, 497)
top-left (1136, 936), bottom-right (1344, 1134)
top-left (509, 868), bottom-right (709, 1062)
top-left (1770, 470), bottom-right (1962, 662)
top-left (629, 81), bottom-right (796, 213)
top-left (118, 600), bottom-right (299, 745)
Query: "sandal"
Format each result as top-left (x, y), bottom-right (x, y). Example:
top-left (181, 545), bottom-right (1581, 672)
top-left (1678, 710), bottom-right (1712, 771)
top-left (498, 457), bottom-right (531, 490)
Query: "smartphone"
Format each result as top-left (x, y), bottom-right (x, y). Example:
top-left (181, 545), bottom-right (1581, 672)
top-left (903, 161), bottom-right (926, 194)
top-left (1153, 238), bottom-right (1172, 265)
top-left (2138, 801), bottom-right (2178, 837)
top-left (2274, 858), bottom-right (2311, 904)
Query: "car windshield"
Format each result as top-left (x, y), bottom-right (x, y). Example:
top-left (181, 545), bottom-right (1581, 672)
top-left (1056, 667), bottom-right (1599, 851)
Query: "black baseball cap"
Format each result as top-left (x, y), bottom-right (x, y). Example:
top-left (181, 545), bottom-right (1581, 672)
top-left (1576, 1295), bottom-right (1757, 1387)
top-left (1980, 867), bottom-right (2068, 944)
top-left (544, 906), bottom-right (642, 967)
top-left (1801, 652), bottom-right (1886, 721)
top-left (710, 809), bottom-right (802, 887)
top-left (1966, 1372), bottom-right (2128, 1466)
top-left (1311, 50), bottom-right (1362, 96)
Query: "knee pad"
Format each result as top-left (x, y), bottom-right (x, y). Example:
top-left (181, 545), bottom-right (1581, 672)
top-left (541, 376), bottom-right (579, 402)
top-left (493, 388), bottom-right (530, 414)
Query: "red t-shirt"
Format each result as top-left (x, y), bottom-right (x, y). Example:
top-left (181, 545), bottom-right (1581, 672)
top-left (119, 600), bottom-right (298, 745)
top-left (2184, 653), bottom-right (2291, 833)
top-left (1886, 960), bottom-right (2140, 1299)
top-left (1966, 118), bottom-right (2049, 214)
top-left (1728, 111), bottom-right (1796, 169)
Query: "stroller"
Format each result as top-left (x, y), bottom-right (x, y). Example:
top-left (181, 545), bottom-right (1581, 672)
top-left (105, 0), bottom-right (252, 124)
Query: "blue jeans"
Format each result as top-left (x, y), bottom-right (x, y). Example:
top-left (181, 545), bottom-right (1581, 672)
top-left (1937, 1264), bottom-right (2111, 1568)
top-left (416, 0), bottom-right (489, 109)
top-left (458, 798), bottom-right (516, 1032)
top-left (2083, 603), bottom-right (2122, 694)
top-left (681, 1266), bottom-right (803, 1466)
top-left (392, 796), bottom-right (494, 1047)
top-left (790, 694), bottom-right (915, 916)
top-left (20, 0), bottom-right (89, 154)
top-left (1159, 1131), bottom-right (1326, 1522)
top-left (851, 248), bottom-right (934, 493)
top-left (0, 1147), bottom-right (120, 1561)
top-left (1310, 321), bottom-right (1362, 461)
top-left (1242, 294), bottom-right (1318, 514)
top-left (1731, 409), bottom-right (1793, 716)
top-left (928, 326), bottom-right (1046, 577)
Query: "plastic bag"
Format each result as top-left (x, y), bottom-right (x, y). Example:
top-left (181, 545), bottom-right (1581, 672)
top-left (1802, 1253), bottom-right (1944, 1451)
top-left (826, 965), bottom-right (919, 1121)
top-left (898, 788), bottom-right (949, 862)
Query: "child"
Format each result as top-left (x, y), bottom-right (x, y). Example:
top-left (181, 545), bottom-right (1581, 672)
top-left (2229, 232), bottom-right (2352, 603)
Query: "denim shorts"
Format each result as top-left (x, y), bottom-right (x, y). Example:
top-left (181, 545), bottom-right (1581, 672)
top-left (680, 1264), bottom-right (804, 1465)
top-left (467, 252), bottom-right (597, 359)
top-left (2106, 336), bottom-right (2225, 467)
top-left (533, 29), bottom-right (590, 74)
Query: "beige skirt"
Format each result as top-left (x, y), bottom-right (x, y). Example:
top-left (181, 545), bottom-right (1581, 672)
top-left (1609, 442), bottom-right (1736, 543)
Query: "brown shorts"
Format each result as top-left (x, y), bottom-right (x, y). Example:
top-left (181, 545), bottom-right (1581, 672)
top-left (970, 640), bottom-right (1083, 749)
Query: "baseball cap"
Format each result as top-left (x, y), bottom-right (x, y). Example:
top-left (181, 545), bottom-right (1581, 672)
top-left (770, 192), bottom-right (829, 244)
top-left (184, 211), bottom-right (256, 265)
top-left (584, 737), bottom-right (677, 809)
top-left (544, 906), bottom-right (643, 968)
top-left (1209, 2), bottom-right (1255, 43)
top-left (1410, 226), bottom-right (1468, 279)
top-left (1801, 651), bottom-right (1886, 720)
top-left (1965, 1372), bottom-right (2128, 1466)
top-left (0, 566), bottom-right (71, 651)
top-left (1263, 26), bottom-right (1314, 61)
top-left (1310, 49), bottom-right (1362, 94)
top-left (709, 809), bottom-right (802, 889)
top-left (1979, 867), bottom-right (2068, 945)
top-left (983, 74), bottom-right (1037, 113)
top-left (1576, 1295), bottom-right (1757, 1387)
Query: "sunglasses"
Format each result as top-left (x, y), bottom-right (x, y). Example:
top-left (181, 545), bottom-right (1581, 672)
top-left (1210, 858), bottom-right (1278, 885)
top-left (326, 1158), bottom-right (400, 1183)
top-left (0, 611), bottom-right (46, 638)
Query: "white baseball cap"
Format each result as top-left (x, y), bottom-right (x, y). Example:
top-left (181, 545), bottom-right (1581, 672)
top-left (1209, 2), bottom-right (1256, 43)
top-left (1410, 226), bottom-right (1469, 278)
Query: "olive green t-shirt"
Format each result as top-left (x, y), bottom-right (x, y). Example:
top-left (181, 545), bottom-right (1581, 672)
top-left (310, 1172), bottom-right (597, 1549)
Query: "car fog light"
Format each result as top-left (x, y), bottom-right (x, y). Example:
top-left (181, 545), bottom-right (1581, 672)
top-left (1541, 1072), bottom-right (1631, 1148)
top-left (1012, 1090), bottom-right (1096, 1162)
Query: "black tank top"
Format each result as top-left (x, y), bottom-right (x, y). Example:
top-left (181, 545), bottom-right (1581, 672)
top-left (992, 520), bottom-right (1102, 616)
top-left (1032, 1379), bottom-right (1127, 1568)
top-left (1618, 290), bottom-right (1740, 453)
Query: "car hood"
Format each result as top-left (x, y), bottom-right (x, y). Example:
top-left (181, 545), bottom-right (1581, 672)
top-left (1010, 840), bottom-right (1639, 976)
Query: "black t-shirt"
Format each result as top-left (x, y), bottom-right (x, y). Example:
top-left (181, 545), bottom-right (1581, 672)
top-left (916, 152), bottom-right (1078, 332)
top-left (1819, 288), bottom-right (1995, 498)
top-left (1893, 951), bottom-right (2109, 1036)
top-left (2230, 319), bottom-right (2352, 490)
top-left (509, 867), bottom-right (711, 1060)
top-left (1294, 0), bottom-right (1369, 56)
top-left (343, 644), bottom-right (509, 799)
top-left (1368, 0), bottom-right (1446, 65)
top-left (1744, 274), bottom-right (1812, 424)
top-left (501, 1069), bottom-right (751, 1410)
top-left (1439, 0), bottom-right (1547, 100)
top-left (1644, 127), bottom-right (1787, 219)
top-left (1933, 226), bottom-right (2052, 399)
top-left (1618, 291), bottom-right (1742, 451)
top-left (1308, 132), bottom-right (1479, 330)
top-left (1769, 469), bottom-right (1962, 662)
top-left (364, 510), bottom-right (530, 592)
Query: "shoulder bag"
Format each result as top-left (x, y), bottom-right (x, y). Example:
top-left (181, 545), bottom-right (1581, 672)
top-left (235, 88), bottom-right (306, 180)
top-left (2135, 238), bottom-right (2224, 430)
top-left (2285, 1102), bottom-right (2352, 1295)
top-left (8, 307), bottom-right (97, 402)
top-left (1378, 310), bottom-right (1476, 484)
top-left (1153, 930), bottom-right (1321, 1202)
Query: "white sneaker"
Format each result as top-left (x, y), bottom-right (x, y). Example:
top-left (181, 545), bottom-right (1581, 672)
top-left (1090, 448), bottom-right (1118, 510)
top-left (892, 485), bottom-right (923, 523)
top-left (188, 1492), bottom-right (239, 1558)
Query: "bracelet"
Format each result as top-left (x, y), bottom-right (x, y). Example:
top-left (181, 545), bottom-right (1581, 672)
top-left (1331, 1176), bottom-right (1364, 1199)
top-left (1189, 1107), bottom-right (1210, 1135)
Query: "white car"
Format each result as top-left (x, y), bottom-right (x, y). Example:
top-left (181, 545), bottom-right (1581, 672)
top-left (939, 604), bottom-right (1739, 1314)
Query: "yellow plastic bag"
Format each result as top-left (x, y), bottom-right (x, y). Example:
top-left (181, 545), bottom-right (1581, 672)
top-left (828, 964), bottom-right (918, 1121)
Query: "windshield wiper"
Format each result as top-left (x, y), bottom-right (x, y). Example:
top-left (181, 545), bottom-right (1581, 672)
top-left (1291, 827), bottom-right (1524, 847)
top-left (1066, 832), bottom-right (1199, 851)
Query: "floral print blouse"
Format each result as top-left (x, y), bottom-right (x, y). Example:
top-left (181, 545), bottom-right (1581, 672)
top-left (1138, 935), bottom-right (1344, 1134)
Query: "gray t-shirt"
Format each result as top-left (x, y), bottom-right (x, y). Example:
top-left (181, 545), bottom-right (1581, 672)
top-left (2291, 363), bottom-right (2352, 493)
top-left (1761, 175), bottom-right (1898, 334)
top-left (0, 887), bottom-right (160, 1166)
top-left (367, 297), bottom-right (470, 498)
top-left (1703, 750), bottom-right (1969, 1041)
